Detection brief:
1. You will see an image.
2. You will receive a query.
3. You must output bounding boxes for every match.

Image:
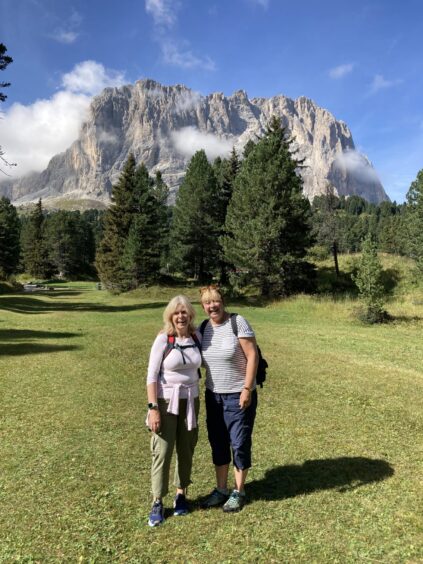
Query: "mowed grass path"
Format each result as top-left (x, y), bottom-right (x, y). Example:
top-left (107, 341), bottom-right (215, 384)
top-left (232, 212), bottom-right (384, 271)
top-left (0, 284), bottom-right (422, 563)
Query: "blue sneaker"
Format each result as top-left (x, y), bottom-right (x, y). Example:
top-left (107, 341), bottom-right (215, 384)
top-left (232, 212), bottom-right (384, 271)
top-left (148, 500), bottom-right (164, 527)
top-left (223, 490), bottom-right (245, 512)
top-left (173, 493), bottom-right (189, 516)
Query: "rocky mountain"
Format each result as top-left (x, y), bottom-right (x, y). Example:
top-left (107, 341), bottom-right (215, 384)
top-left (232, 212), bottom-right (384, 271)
top-left (0, 79), bottom-right (388, 206)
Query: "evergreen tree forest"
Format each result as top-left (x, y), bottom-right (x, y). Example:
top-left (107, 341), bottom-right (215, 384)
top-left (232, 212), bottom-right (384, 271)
top-left (1, 133), bottom-right (423, 299)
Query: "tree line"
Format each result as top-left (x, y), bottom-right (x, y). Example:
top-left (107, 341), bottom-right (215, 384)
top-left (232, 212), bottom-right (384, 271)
top-left (1, 118), bottom-right (423, 296)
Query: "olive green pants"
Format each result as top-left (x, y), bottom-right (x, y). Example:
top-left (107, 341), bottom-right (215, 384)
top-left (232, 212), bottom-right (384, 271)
top-left (151, 397), bottom-right (199, 498)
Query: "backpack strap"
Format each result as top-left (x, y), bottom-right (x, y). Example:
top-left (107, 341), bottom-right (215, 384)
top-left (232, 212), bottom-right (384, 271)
top-left (230, 313), bottom-right (238, 336)
top-left (199, 319), bottom-right (209, 336)
top-left (191, 332), bottom-right (201, 349)
top-left (162, 334), bottom-right (176, 362)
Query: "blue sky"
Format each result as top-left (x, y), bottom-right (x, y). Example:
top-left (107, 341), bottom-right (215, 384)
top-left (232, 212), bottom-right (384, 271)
top-left (1, 0), bottom-right (422, 202)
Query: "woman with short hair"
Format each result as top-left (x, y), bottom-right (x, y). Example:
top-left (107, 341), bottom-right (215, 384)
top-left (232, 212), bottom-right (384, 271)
top-left (146, 295), bottom-right (201, 526)
top-left (199, 285), bottom-right (259, 512)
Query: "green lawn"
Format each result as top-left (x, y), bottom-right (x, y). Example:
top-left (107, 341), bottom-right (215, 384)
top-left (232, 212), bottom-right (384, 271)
top-left (0, 282), bottom-right (422, 562)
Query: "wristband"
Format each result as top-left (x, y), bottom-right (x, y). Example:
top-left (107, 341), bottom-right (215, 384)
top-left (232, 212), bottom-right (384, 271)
top-left (148, 402), bottom-right (159, 410)
top-left (243, 387), bottom-right (251, 393)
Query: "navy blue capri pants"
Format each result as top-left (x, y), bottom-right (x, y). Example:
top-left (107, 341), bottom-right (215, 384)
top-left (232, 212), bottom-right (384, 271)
top-left (205, 388), bottom-right (257, 470)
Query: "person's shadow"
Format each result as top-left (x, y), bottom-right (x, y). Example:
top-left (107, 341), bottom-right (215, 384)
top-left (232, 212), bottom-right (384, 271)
top-left (246, 457), bottom-right (394, 500)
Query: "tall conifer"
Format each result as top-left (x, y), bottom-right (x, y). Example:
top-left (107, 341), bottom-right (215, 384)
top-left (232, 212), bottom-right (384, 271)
top-left (96, 154), bottom-right (136, 290)
top-left (0, 197), bottom-right (20, 278)
top-left (169, 150), bottom-right (220, 282)
top-left (21, 199), bottom-right (50, 278)
top-left (222, 117), bottom-right (313, 296)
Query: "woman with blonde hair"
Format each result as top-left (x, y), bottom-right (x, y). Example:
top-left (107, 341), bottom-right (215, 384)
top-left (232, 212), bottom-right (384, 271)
top-left (199, 285), bottom-right (258, 513)
top-left (146, 295), bottom-right (201, 526)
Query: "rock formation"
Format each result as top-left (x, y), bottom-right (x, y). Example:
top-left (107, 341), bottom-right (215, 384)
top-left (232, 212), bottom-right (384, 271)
top-left (0, 79), bottom-right (388, 205)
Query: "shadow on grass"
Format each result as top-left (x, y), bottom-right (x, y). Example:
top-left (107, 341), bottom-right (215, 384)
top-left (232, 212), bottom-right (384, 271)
top-left (0, 343), bottom-right (81, 356)
top-left (0, 295), bottom-right (168, 314)
top-left (0, 329), bottom-right (80, 340)
top-left (0, 328), bottom-right (83, 357)
top-left (246, 457), bottom-right (394, 500)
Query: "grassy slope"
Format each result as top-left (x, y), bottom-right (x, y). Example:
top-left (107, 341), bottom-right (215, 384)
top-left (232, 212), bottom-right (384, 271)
top-left (0, 277), bottom-right (422, 562)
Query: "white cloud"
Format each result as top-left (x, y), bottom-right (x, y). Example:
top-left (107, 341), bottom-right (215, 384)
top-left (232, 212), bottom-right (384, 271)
top-left (162, 40), bottom-right (216, 71)
top-left (145, 0), bottom-right (177, 27)
top-left (1, 61), bottom-right (126, 176)
top-left (171, 127), bottom-right (233, 160)
top-left (62, 60), bottom-right (126, 95)
top-left (369, 74), bottom-right (402, 94)
top-left (50, 29), bottom-right (79, 44)
top-left (49, 9), bottom-right (82, 44)
top-left (334, 149), bottom-right (381, 184)
top-left (145, 1), bottom-right (216, 71)
top-left (174, 90), bottom-right (203, 112)
top-left (328, 63), bottom-right (354, 79)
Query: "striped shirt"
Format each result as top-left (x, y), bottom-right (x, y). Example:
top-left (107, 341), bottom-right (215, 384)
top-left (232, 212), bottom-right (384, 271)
top-left (201, 314), bottom-right (255, 393)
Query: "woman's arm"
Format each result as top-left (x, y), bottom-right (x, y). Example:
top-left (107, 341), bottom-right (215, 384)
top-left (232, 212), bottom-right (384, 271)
top-left (146, 333), bottom-right (166, 432)
top-left (238, 336), bottom-right (259, 409)
top-left (147, 382), bottom-right (161, 432)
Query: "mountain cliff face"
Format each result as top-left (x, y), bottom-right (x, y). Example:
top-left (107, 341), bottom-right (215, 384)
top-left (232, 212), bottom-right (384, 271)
top-left (0, 79), bottom-right (388, 205)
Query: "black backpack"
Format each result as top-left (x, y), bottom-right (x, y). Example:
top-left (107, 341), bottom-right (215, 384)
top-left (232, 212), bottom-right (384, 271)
top-left (199, 313), bottom-right (268, 388)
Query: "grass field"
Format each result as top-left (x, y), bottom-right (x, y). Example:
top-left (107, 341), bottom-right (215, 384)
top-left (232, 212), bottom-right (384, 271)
top-left (0, 275), bottom-right (422, 562)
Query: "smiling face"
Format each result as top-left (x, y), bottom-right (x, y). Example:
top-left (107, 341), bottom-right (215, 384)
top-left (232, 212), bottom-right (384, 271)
top-left (172, 304), bottom-right (191, 337)
top-left (201, 288), bottom-right (226, 325)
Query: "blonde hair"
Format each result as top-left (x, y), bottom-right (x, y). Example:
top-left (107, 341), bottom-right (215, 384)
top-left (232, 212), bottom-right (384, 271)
top-left (199, 284), bottom-right (225, 304)
top-left (162, 295), bottom-right (196, 335)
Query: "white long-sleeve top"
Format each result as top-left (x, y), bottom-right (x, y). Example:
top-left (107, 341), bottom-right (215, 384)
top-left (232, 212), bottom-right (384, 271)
top-left (146, 332), bottom-right (202, 429)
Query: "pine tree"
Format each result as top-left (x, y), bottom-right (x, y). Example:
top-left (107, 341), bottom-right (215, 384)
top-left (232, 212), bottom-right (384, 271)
top-left (21, 199), bottom-right (51, 278)
top-left (96, 154), bottom-right (136, 291)
top-left (0, 197), bottom-right (20, 279)
top-left (122, 164), bottom-right (166, 286)
top-left (169, 150), bottom-right (220, 282)
top-left (312, 184), bottom-right (342, 275)
top-left (44, 211), bottom-right (94, 278)
top-left (352, 234), bottom-right (387, 323)
top-left (405, 169), bottom-right (423, 272)
top-left (222, 117), bottom-right (314, 296)
top-left (213, 148), bottom-right (240, 282)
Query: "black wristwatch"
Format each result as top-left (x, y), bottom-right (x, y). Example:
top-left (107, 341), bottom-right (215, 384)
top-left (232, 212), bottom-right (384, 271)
top-left (148, 402), bottom-right (159, 410)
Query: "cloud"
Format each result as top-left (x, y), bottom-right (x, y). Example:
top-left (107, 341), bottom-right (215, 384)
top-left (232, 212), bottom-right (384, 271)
top-left (50, 30), bottom-right (79, 44)
top-left (145, 0), bottom-right (177, 27)
top-left (369, 74), bottom-right (402, 94)
top-left (334, 149), bottom-right (381, 184)
top-left (1, 61), bottom-right (126, 176)
top-left (49, 9), bottom-right (82, 44)
top-left (174, 90), bottom-right (203, 112)
top-left (171, 127), bottom-right (233, 160)
top-left (162, 40), bottom-right (216, 71)
top-left (328, 63), bottom-right (354, 79)
top-left (145, 1), bottom-right (216, 71)
top-left (61, 60), bottom-right (126, 95)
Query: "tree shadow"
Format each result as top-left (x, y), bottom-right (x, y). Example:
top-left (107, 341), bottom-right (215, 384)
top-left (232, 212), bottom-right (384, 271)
top-left (380, 268), bottom-right (401, 295)
top-left (0, 343), bottom-right (81, 356)
top-left (0, 295), bottom-right (168, 314)
top-left (315, 267), bottom-right (358, 298)
top-left (0, 328), bottom-right (83, 357)
top-left (246, 457), bottom-right (394, 501)
top-left (0, 329), bottom-right (80, 340)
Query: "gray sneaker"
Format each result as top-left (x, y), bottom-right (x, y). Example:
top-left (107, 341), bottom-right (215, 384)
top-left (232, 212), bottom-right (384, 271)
top-left (201, 488), bottom-right (229, 509)
top-left (223, 490), bottom-right (245, 512)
